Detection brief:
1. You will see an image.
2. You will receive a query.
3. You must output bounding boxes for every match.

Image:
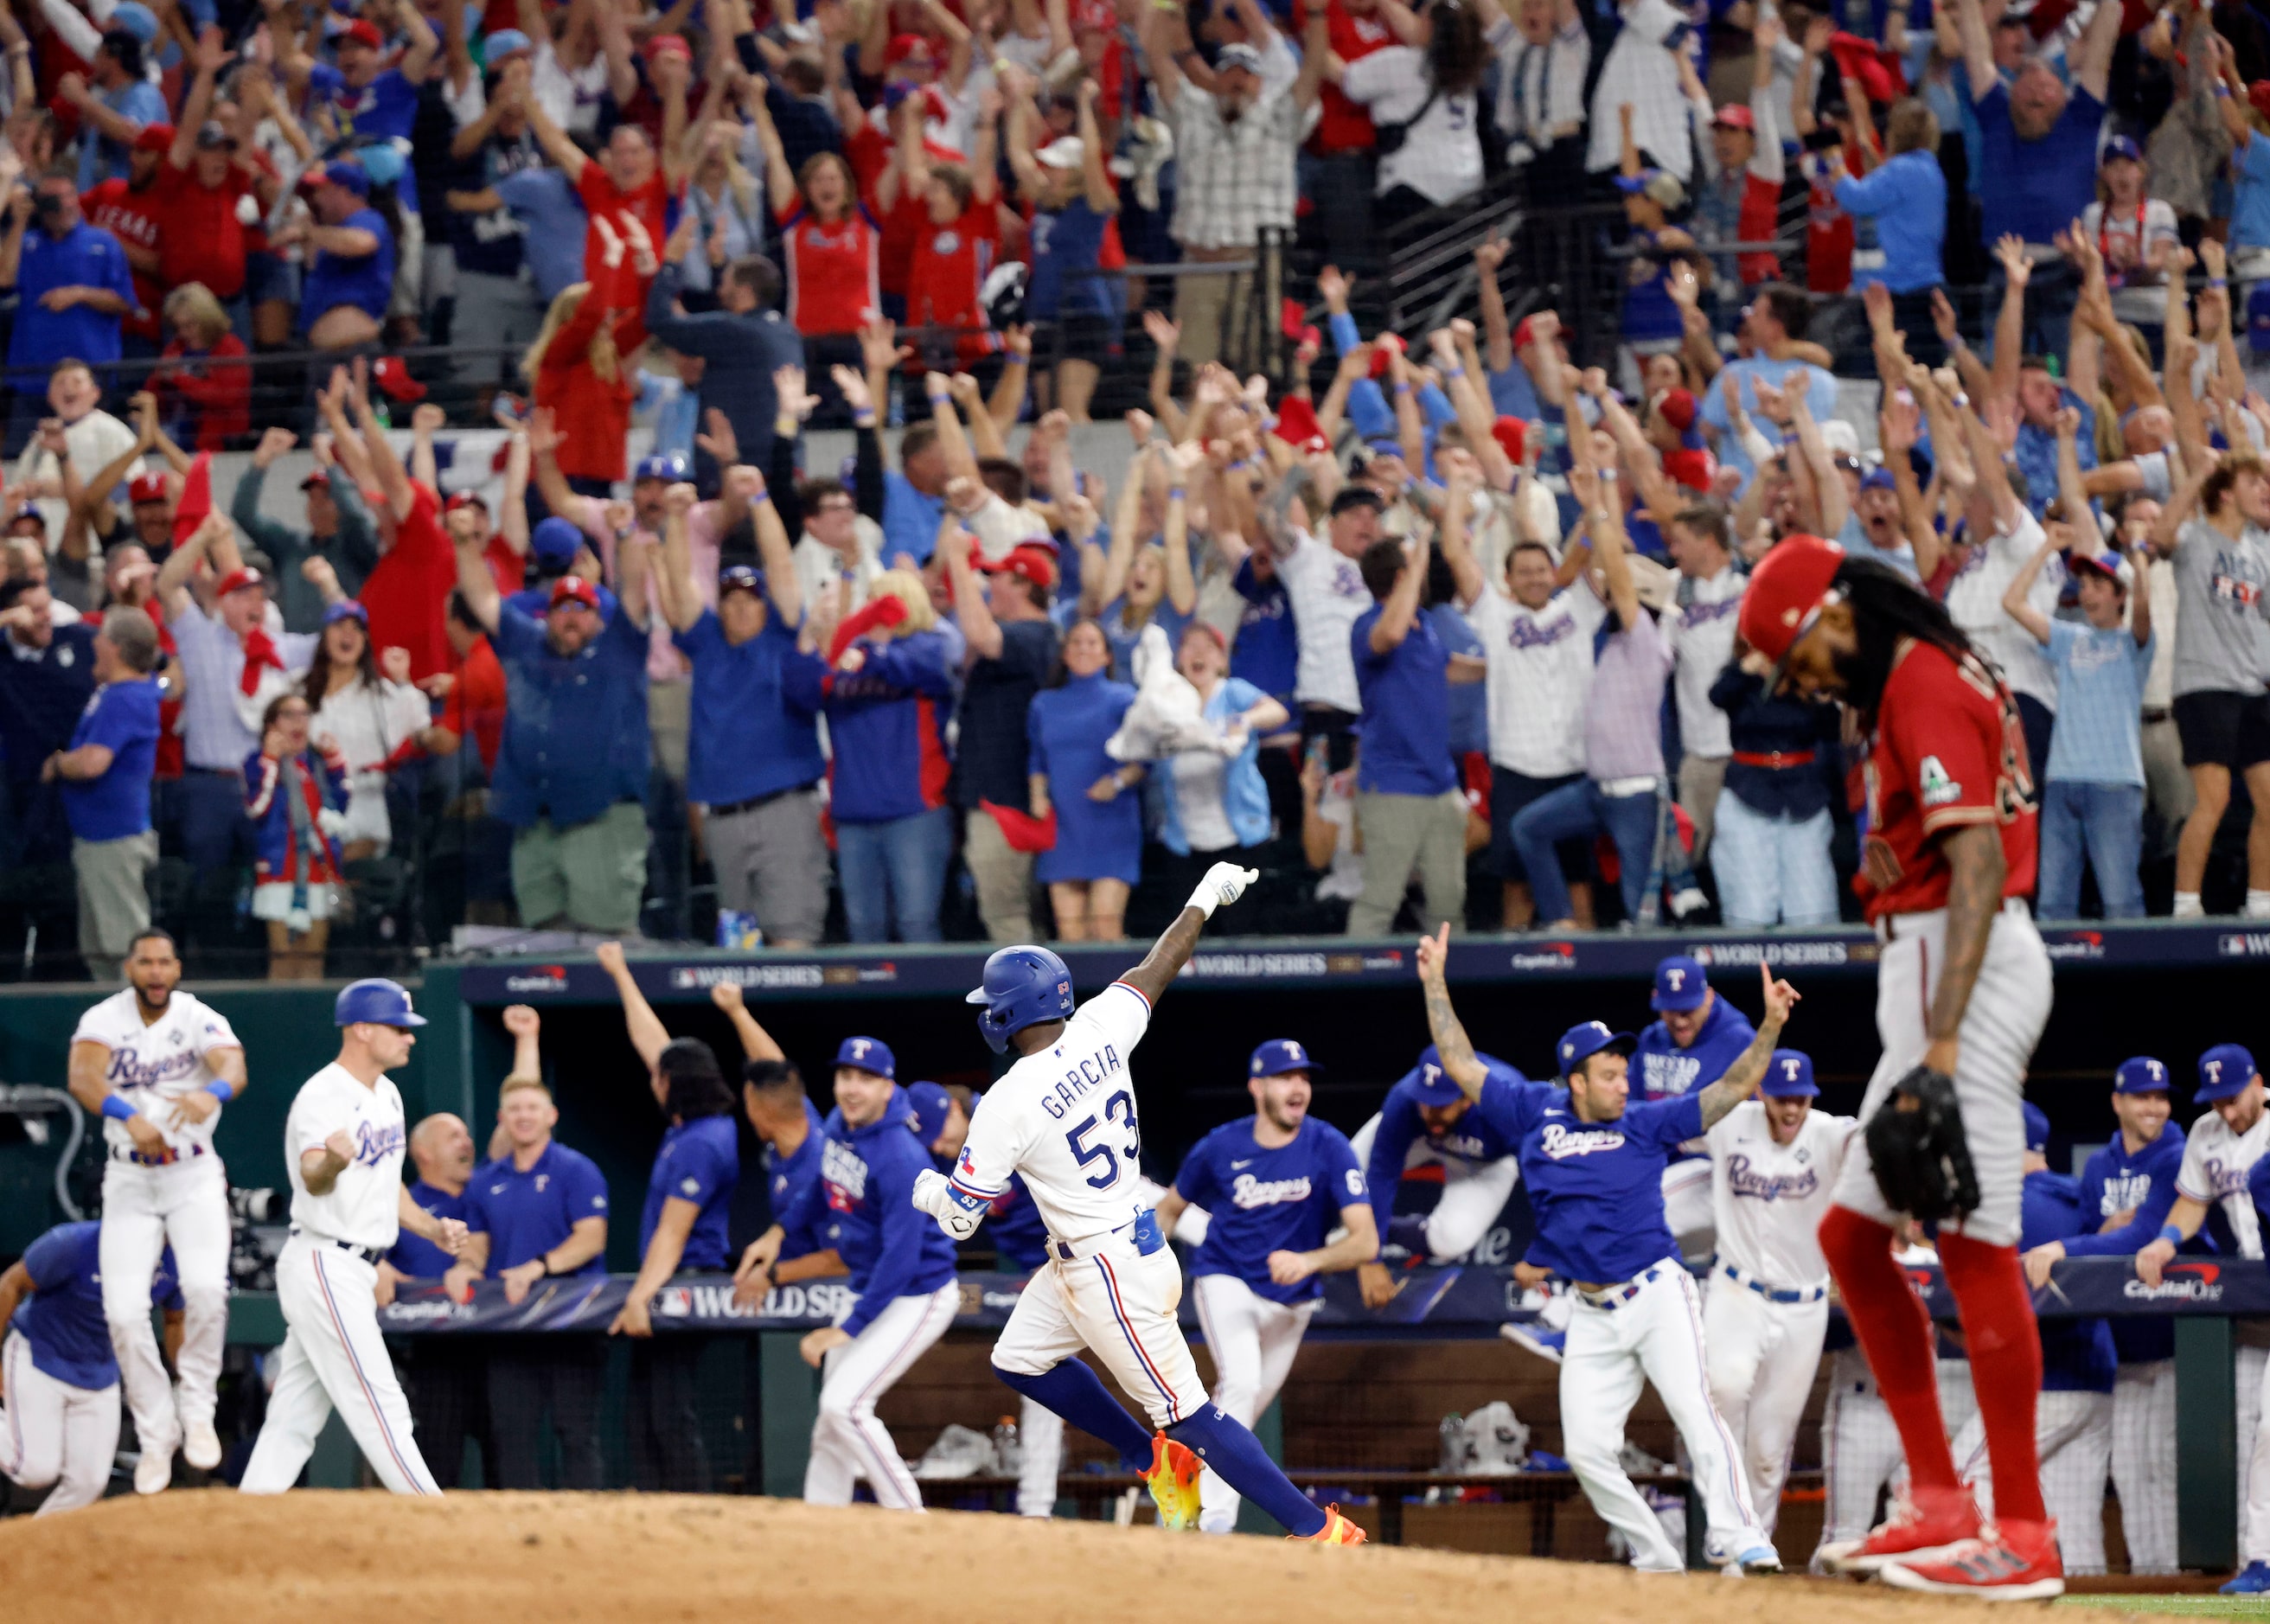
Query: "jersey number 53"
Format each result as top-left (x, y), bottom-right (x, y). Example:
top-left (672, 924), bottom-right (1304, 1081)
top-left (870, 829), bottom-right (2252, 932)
top-left (1065, 1089), bottom-right (1141, 1190)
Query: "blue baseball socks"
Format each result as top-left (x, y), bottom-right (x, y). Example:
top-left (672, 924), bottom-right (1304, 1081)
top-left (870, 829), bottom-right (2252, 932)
top-left (993, 1359), bottom-right (1154, 1471)
top-left (1166, 1405), bottom-right (1327, 1537)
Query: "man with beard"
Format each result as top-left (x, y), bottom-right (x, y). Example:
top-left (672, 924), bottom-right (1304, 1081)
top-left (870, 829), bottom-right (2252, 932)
top-left (64, 929), bottom-right (246, 1493)
top-left (1154, 1040), bottom-right (1376, 1534)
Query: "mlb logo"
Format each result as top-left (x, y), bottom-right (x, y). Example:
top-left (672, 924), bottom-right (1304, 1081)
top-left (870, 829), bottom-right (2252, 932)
top-left (655, 1287), bottom-right (694, 1318)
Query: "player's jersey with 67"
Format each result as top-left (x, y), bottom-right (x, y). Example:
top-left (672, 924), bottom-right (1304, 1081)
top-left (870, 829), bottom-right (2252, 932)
top-left (950, 981), bottom-right (1155, 1246)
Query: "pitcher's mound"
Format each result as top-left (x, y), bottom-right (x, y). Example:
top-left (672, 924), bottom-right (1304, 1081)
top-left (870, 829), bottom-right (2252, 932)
top-left (0, 1491), bottom-right (2153, 1623)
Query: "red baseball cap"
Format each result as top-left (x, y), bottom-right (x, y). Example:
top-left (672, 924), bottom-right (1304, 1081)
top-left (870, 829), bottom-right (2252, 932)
top-left (443, 489), bottom-right (489, 513)
top-left (1490, 416), bottom-right (1528, 466)
top-left (1737, 534), bottom-right (1845, 669)
top-left (549, 576), bottom-right (602, 611)
top-left (2250, 80), bottom-right (2270, 125)
top-left (1271, 395), bottom-right (1328, 456)
top-left (372, 355), bottom-right (426, 403)
top-left (885, 31), bottom-right (934, 67)
top-left (340, 18), bottom-right (383, 49)
top-left (214, 566), bottom-right (265, 598)
top-left (128, 471), bottom-right (169, 504)
top-left (1656, 387), bottom-right (1698, 433)
top-left (1367, 331), bottom-right (1407, 380)
top-left (134, 122), bottom-right (176, 153)
top-left (299, 468), bottom-right (331, 491)
top-left (982, 544), bottom-right (1058, 591)
top-left (1712, 103), bottom-right (1756, 131)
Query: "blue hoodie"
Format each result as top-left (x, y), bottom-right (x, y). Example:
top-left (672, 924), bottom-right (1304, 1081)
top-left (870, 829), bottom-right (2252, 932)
top-left (1633, 993), bottom-right (1757, 1164)
top-left (1362, 1048), bottom-right (1529, 1244)
top-left (2022, 1169), bottom-right (2117, 1394)
top-left (822, 629), bottom-right (957, 823)
top-left (783, 1087), bottom-right (958, 1336)
top-left (2062, 1127), bottom-right (2184, 1365)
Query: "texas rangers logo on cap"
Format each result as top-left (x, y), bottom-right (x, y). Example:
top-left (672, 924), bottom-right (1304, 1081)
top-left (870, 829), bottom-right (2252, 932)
top-left (834, 1035), bottom-right (896, 1079)
top-left (2113, 1056), bottom-right (2169, 1094)
top-left (1250, 1039), bottom-right (1320, 1078)
top-left (1650, 955), bottom-right (1708, 1013)
top-left (1760, 1050), bottom-right (1817, 1097)
top-left (2196, 1044), bottom-right (2257, 1103)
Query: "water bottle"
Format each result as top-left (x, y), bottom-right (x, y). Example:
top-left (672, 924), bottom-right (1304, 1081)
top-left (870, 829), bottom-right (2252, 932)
top-left (992, 1416), bottom-right (1020, 1474)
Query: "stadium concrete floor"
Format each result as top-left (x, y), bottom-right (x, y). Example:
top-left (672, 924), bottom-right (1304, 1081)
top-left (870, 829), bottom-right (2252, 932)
top-left (0, 1490), bottom-right (2249, 1622)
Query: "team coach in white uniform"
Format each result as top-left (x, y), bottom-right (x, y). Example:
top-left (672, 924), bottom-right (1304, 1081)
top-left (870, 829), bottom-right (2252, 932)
top-left (241, 980), bottom-right (467, 1495)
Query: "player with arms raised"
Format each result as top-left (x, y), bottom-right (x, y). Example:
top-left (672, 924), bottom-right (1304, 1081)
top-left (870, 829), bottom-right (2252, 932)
top-left (911, 862), bottom-right (1365, 1544)
top-left (1741, 536), bottom-right (2060, 1599)
top-left (66, 928), bottom-right (245, 1493)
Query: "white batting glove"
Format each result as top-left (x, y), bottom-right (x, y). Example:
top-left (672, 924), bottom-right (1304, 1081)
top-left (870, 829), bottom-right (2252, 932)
top-left (1186, 862), bottom-right (1259, 920)
top-left (912, 1167), bottom-right (982, 1240)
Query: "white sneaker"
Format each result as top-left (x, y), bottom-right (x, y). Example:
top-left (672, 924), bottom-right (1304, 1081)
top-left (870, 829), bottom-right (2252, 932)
top-left (183, 1418), bottom-right (222, 1470)
top-left (134, 1442), bottom-right (176, 1494)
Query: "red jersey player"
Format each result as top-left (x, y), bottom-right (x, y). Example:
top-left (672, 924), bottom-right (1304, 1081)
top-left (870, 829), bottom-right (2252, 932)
top-left (1739, 534), bottom-right (2061, 1600)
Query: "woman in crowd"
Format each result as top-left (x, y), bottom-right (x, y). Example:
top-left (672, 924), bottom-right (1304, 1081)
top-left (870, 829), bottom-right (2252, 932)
top-left (148, 283), bottom-right (250, 451)
top-left (302, 599), bottom-right (433, 862)
top-left (808, 569), bottom-right (956, 943)
top-left (754, 87), bottom-right (879, 385)
top-left (2080, 137), bottom-right (2179, 352)
top-left (1090, 447), bottom-right (1196, 679)
top-left (1332, 0), bottom-right (1490, 236)
top-left (1027, 618), bottom-right (1141, 940)
top-left (675, 118), bottom-right (767, 311)
top-left (1145, 621), bottom-right (1288, 926)
top-left (1006, 74), bottom-right (1118, 420)
top-left (526, 221), bottom-right (647, 496)
top-left (243, 689), bottom-right (348, 981)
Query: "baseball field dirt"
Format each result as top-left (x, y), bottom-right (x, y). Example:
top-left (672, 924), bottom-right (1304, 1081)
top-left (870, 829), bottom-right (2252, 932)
top-left (0, 1491), bottom-right (2198, 1623)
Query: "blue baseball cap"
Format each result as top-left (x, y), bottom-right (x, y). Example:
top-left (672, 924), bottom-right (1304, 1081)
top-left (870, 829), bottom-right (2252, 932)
top-left (1760, 1049), bottom-right (1817, 1097)
top-left (1650, 955), bottom-right (1708, 1013)
top-left (1406, 1045), bottom-right (1464, 1106)
top-left (2021, 1101), bottom-right (2050, 1154)
top-left (1557, 1021), bottom-right (1636, 1077)
top-left (530, 515), bottom-right (585, 570)
top-left (2197, 1044), bottom-right (2258, 1103)
top-left (483, 26), bottom-right (534, 61)
top-left (105, 2), bottom-right (159, 42)
top-left (1250, 1039), bottom-right (1320, 1079)
top-left (2102, 134), bottom-right (2144, 165)
top-left (2114, 1056), bottom-right (2171, 1094)
top-left (834, 1035), bottom-right (895, 1079)
top-left (634, 452), bottom-right (688, 484)
top-left (321, 598), bottom-right (368, 628)
top-left (905, 1080), bottom-right (950, 1146)
top-left (718, 564), bottom-right (765, 599)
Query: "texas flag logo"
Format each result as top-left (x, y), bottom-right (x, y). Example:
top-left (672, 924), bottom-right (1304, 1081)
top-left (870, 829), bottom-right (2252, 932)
top-left (958, 1147), bottom-right (977, 1178)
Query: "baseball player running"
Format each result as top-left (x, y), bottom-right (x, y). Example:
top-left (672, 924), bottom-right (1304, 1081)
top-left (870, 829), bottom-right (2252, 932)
top-left (1351, 1047), bottom-right (1522, 1305)
top-left (1951, 1104), bottom-right (2115, 1576)
top-left (779, 1037), bottom-right (960, 1512)
top-left (1414, 925), bottom-right (1791, 1574)
top-left (240, 980), bottom-right (469, 1496)
top-left (1742, 536), bottom-right (2060, 1599)
top-left (2129, 1045), bottom-right (2270, 1592)
top-left (64, 927), bottom-right (245, 1493)
top-left (911, 862), bottom-right (1365, 1544)
top-left (2020, 1058), bottom-right (2180, 1575)
top-left (1636, 954), bottom-right (1759, 1260)
top-left (0, 1222), bottom-right (181, 1513)
top-left (1702, 1047), bottom-right (1854, 1537)
top-left (1154, 1039), bottom-right (1378, 1534)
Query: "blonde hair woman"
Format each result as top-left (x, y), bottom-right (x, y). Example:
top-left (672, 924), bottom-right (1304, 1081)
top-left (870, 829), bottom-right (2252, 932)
top-left (803, 566), bottom-right (956, 942)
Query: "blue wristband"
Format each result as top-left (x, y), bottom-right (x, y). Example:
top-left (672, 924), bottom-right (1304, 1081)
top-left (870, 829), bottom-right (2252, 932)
top-left (2158, 1223), bottom-right (2185, 1247)
top-left (101, 1093), bottom-right (138, 1122)
top-left (206, 1080), bottom-right (233, 1103)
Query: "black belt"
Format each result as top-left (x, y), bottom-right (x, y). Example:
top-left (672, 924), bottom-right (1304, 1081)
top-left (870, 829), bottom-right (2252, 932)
top-left (711, 780), bottom-right (819, 818)
top-left (291, 1229), bottom-right (387, 1266)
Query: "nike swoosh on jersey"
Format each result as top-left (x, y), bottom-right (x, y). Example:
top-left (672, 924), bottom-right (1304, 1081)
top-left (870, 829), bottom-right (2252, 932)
top-left (1231, 1160), bottom-right (1252, 1169)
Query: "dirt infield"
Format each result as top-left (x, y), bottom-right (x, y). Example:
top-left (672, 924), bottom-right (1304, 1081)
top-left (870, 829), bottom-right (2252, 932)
top-left (0, 1491), bottom-right (2188, 1624)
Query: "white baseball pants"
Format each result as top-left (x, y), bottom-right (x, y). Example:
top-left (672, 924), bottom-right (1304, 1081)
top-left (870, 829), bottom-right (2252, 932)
top-left (0, 1329), bottom-right (121, 1513)
top-left (2112, 1359), bottom-right (2177, 1573)
top-left (1018, 1396), bottom-right (1064, 1517)
top-left (1562, 1264), bottom-right (1764, 1571)
top-left (1347, 1115), bottom-right (1519, 1263)
top-left (1832, 902), bottom-right (2053, 1247)
top-left (992, 1233), bottom-right (1209, 1431)
top-left (2241, 1346), bottom-right (2270, 1565)
top-left (1189, 1273), bottom-right (1318, 1534)
top-left (1952, 1388), bottom-right (2113, 1573)
top-left (1703, 1275), bottom-right (1827, 1536)
top-left (240, 1237), bottom-right (439, 1496)
top-left (804, 1281), bottom-right (958, 1512)
top-left (99, 1154), bottom-right (230, 1455)
top-left (1661, 1160), bottom-right (1715, 1260)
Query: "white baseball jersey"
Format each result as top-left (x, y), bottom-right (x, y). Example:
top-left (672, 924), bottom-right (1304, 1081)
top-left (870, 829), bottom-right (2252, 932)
top-left (282, 1064), bottom-right (408, 1250)
top-left (1706, 1100), bottom-right (1857, 1289)
top-left (2175, 1106), bottom-right (2270, 1258)
top-left (71, 989), bottom-right (241, 1156)
top-left (950, 981), bottom-right (1153, 1246)
top-left (1666, 566), bottom-right (1744, 759)
top-left (1942, 508), bottom-right (2061, 711)
top-left (1273, 527), bottom-right (1372, 714)
top-left (1468, 580), bottom-right (1606, 777)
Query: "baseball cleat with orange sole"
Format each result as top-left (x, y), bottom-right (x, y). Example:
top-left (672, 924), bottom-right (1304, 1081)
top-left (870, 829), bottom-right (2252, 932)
top-left (1142, 1432), bottom-right (1203, 1529)
top-left (1289, 1505), bottom-right (1368, 1546)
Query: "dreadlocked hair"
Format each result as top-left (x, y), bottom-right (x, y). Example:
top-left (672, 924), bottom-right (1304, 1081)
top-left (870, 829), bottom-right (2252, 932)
top-left (1836, 558), bottom-right (1980, 728)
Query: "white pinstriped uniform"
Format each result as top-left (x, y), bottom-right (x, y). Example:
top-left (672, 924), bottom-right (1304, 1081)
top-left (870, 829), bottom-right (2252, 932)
top-left (2171, 1108), bottom-right (2270, 1563)
top-left (1468, 582), bottom-right (1606, 779)
top-left (805, 1282), bottom-right (962, 1510)
top-left (1813, 1346), bottom-right (1978, 1569)
top-left (2111, 1359), bottom-right (2178, 1572)
top-left (1951, 1393), bottom-right (2114, 1574)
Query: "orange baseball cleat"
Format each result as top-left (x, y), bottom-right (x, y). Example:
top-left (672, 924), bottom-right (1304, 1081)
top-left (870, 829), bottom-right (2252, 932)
top-left (1142, 1432), bottom-right (1203, 1530)
top-left (1288, 1504), bottom-right (1368, 1546)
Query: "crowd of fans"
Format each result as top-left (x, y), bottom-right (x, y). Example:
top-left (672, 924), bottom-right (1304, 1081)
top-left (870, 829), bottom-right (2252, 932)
top-left (3, 0), bottom-right (2270, 976)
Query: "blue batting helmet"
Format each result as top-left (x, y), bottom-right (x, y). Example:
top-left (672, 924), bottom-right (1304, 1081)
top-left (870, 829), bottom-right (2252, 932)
top-left (334, 978), bottom-right (425, 1028)
top-left (966, 946), bottom-right (1076, 1054)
